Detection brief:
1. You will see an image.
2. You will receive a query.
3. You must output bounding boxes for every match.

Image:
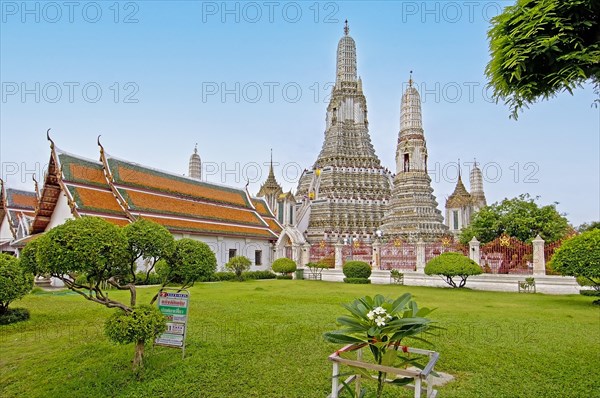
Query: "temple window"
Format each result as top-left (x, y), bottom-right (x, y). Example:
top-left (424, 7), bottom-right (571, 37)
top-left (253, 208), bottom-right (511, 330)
top-left (228, 248), bottom-right (237, 260)
top-left (403, 154), bottom-right (410, 172)
top-left (453, 210), bottom-right (459, 230)
top-left (255, 250), bottom-right (262, 266)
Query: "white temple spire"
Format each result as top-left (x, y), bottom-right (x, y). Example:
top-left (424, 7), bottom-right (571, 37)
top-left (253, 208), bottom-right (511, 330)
top-left (188, 143), bottom-right (201, 180)
top-left (335, 20), bottom-right (357, 85)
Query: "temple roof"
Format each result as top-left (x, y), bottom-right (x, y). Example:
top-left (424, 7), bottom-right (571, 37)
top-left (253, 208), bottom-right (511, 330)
top-left (257, 151), bottom-right (283, 197)
top-left (446, 174), bottom-right (472, 208)
top-left (30, 136), bottom-right (281, 241)
top-left (0, 182), bottom-right (37, 238)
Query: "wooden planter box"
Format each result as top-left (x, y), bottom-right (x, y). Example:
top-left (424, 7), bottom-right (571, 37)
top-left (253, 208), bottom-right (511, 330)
top-left (327, 343), bottom-right (439, 398)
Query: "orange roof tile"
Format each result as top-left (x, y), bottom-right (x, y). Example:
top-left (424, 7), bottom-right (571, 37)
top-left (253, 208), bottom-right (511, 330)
top-left (120, 188), bottom-right (265, 226)
top-left (252, 198), bottom-right (275, 217)
top-left (66, 186), bottom-right (127, 217)
top-left (143, 216), bottom-right (276, 239)
top-left (9, 192), bottom-right (37, 210)
top-left (264, 218), bottom-right (283, 233)
top-left (59, 153), bottom-right (109, 188)
top-left (108, 158), bottom-right (249, 207)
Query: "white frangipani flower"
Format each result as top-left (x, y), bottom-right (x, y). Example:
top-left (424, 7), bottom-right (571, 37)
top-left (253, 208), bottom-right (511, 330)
top-left (375, 316), bottom-right (386, 327)
top-left (367, 311), bottom-right (375, 320)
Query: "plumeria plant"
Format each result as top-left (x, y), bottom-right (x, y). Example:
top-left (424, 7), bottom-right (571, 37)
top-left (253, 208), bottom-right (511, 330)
top-left (324, 293), bottom-right (439, 398)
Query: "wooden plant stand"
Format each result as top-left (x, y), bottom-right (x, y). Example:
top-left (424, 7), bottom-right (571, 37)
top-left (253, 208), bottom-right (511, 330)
top-left (327, 344), bottom-right (439, 398)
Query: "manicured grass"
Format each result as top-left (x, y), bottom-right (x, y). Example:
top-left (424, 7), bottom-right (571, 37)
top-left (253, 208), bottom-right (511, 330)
top-left (1, 281), bottom-right (598, 397)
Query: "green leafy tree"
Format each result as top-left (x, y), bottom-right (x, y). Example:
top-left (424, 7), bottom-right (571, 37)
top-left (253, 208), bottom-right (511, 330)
top-left (486, 0), bottom-right (600, 119)
top-left (271, 258), bottom-right (297, 276)
top-left (22, 217), bottom-right (198, 372)
top-left (425, 252), bottom-right (482, 288)
top-left (577, 221), bottom-right (600, 233)
top-left (122, 218), bottom-right (175, 305)
top-left (225, 256), bottom-right (252, 281)
top-left (550, 230), bottom-right (600, 301)
top-left (459, 194), bottom-right (570, 244)
top-left (151, 238), bottom-right (217, 301)
top-left (0, 254), bottom-right (33, 315)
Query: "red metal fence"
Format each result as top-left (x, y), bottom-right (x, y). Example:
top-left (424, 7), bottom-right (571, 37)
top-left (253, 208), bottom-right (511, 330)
top-left (424, 237), bottom-right (468, 263)
top-left (480, 235), bottom-right (533, 274)
top-left (309, 241), bottom-right (335, 264)
top-left (341, 241), bottom-right (372, 265)
top-left (380, 239), bottom-right (416, 271)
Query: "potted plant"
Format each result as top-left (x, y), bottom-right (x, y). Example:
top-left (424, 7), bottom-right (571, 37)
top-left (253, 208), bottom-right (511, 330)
top-left (324, 293), bottom-right (440, 397)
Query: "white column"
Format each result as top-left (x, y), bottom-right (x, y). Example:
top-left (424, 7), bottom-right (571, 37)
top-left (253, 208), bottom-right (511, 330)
top-left (334, 243), bottom-right (344, 269)
top-left (532, 235), bottom-right (546, 275)
top-left (469, 236), bottom-right (480, 265)
top-left (372, 241), bottom-right (381, 269)
top-left (416, 239), bottom-right (426, 272)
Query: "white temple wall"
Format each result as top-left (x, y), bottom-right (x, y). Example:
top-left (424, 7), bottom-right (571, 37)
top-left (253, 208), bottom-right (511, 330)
top-left (46, 193), bottom-right (74, 231)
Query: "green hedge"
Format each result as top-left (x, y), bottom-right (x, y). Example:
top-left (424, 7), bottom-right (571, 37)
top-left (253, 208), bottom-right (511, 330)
top-left (343, 277), bottom-right (371, 284)
top-left (243, 271), bottom-right (276, 280)
top-left (276, 275), bottom-right (293, 280)
top-left (343, 261), bottom-right (371, 279)
top-left (580, 289), bottom-right (600, 297)
top-left (0, 308), bottom-right (30, 325)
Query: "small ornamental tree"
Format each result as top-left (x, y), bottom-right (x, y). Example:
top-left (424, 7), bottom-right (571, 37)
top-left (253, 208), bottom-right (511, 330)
top-left (425, 252), bottom-right (482, 288)
top-left (225, 256), bottom-right (252, 281)
top-left (271, 258), bottom-right (297, 276)
top-left (343, 260), bottom-right (372, 284)
top-left (550, 230), bottom-right (600, 302)
top-left (0, 254), bottom-right (33, 316)
top-left (22, 217), bottom-right (210, 372)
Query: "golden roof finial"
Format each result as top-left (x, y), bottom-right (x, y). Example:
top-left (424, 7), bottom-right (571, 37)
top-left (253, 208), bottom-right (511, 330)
top-left (344, 19), bottom-right (349, 35)
top-left (194, 143), bottom-right (198, 154)
top-left (409, 70), bottom-right (413, 87)
top-left (457, 158), bottom-right (461, 179)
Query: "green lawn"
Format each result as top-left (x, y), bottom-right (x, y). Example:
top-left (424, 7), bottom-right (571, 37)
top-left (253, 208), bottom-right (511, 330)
top-left (1, 281), bottom-right (598, 397)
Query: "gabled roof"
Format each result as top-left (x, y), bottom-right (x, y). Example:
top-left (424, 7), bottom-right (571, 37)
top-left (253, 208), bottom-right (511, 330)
top-left (251, 197), bottom-right (282, 234)
top-left (446, 174), bottom-right (472, 209)
top-left (102, 150), bottom-right (279, 240)
top-left (30, 135), bottom-right (281, 241)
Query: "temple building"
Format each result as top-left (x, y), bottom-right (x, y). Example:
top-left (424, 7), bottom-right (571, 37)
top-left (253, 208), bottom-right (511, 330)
top-left (445, 162), bottom-right (487, 235)
top-left (379, 75), bottom-right (448, 241)
top-left (294, 21), bottom-right (393, 243)
top-left (26, 133), bottom-right (282, 270)
top-left (0, 181), bottom-right (37, 253)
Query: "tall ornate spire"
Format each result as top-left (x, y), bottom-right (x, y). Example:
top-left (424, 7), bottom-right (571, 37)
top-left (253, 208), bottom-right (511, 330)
top-left (336, 20), bottom-right (357, 85)
top-left (400, 72), bottom-right (423, 134)
top-left (381, 76), bottom-right (448, 241)
top-left (188, 143), bottom-right (201, 180)
top-left (295, 24), bottom-right (392, 242)
top-left (470, 158), bottom-right (487, 209)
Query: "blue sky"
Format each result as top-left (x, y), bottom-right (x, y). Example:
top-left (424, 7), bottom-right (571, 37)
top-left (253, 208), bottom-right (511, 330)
top-left (1, 1), bottom-right (598, 226)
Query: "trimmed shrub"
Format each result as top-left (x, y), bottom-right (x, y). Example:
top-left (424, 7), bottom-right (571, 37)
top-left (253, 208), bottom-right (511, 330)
top-left (0, 307), bottom-right (30, 325)
top-left (0, 254), bottom-right (34, 314)
top-left (276, 275), bottom-right (293, 280)
top-left (272, 258), bottom-right (297, 275)
top-left (425, 252), bottom-right (482, 288)
top-left (343, 277), bottom-right (371, 284)
top-left (343, 261), bottom-right (372, 279)
top-left (105, 305), bottom-right (167, 345)
top-left (580, 289), bottom-right (600, 297)
top-left (242, 271), bottom-right (276, 280)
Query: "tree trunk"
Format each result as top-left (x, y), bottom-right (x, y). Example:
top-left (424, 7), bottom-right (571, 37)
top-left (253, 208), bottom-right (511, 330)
top-left (132, 340), bottom-right (145, 371)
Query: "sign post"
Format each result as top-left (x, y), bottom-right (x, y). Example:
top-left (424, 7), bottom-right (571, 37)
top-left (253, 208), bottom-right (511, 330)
top-left (154, 288), bottom-right (190, 358)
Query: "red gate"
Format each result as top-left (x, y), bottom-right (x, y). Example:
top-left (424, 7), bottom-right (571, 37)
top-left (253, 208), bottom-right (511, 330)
top-left (309, 241), bottom-right (335, 265)
top-left (425, 236), bottom-right (468, 264)
top-left (341, 240), bottom-right (372, 265)
top-left (481, 235), bottom-right (532, 274)
top-left (380, 239), bottom-right (416, 271)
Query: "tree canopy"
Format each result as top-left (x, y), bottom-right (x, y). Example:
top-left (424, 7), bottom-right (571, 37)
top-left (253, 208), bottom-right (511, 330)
top-left (459, 194), bottom-right (571, 244)
top-left (425, 252), bottom-right (482, 288)
top-left (225, 256), bottom-right (252, 281)
top-left (0, 254), bottom-right (33, 314)
top-left (486, 0), bottom-right (600, 119)
top-left (550, 229), bottom-right (600, 288)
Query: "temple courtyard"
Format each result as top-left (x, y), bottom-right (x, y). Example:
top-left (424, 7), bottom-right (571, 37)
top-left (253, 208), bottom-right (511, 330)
top-left (1, 280), bottom-right (597, 398)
